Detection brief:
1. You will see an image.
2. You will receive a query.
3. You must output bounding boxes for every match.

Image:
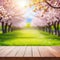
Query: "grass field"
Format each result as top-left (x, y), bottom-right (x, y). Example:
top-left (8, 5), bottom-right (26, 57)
top-left (0, 28), bottom-right (60, 46)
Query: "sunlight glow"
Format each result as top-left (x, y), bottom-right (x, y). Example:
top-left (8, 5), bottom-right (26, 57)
top-left (15, 0), bottom-right (29, 8)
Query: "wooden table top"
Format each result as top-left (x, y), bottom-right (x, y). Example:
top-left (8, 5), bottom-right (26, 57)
top-left (0, 46), bottom-right (60, 57)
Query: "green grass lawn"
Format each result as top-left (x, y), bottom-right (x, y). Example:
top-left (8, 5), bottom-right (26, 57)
top-left (0, 28), bottom-right (60, 46)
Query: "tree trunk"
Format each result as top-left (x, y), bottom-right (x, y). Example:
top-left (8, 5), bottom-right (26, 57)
top-left (45, 26), bottom-right (47, 32)
top-left (53, 21), bottom-right (57, 35)
top-left (5, 22), bottom-right (8, 33)
top-left (48, 23), bottom-right (51, 34)
top-left (51, 22), bottom-right (54, 35)
top-left (1, 21), bottom-right (5, 34)
top-left (8, 23), bottom-right (12, 32)
top-left (0, 17), bottom-right (2, 22)
top-left (57, 21), bottom-right (60, 36)
top-left (46, 26), bottom-right (48, 32)
top-left (8, 25), bottom-right (11, 32)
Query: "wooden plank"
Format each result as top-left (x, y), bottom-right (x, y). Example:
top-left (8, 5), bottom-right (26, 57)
top-left (0, 46), bottom-right (5, 49)
top-left (0, 47), bottom-right (15, 57)
top-left (6, 47), bottom-right (20, 57)
top-left (0, 46), bottom-right (6, 51)
top-left (24, 46), bottom-right (32, 57)
top-left (50, 46), bottom-right (60, 52)
top-left (16, 46), bottom-right (26, 57)
top-left (0, 47), bottom-right (10, 56)
top-left (47, 47), bottom-right (60, 57)
top-left (32, 46), bottom-right (40, 57)
top-left (38, 47), bottom-right (55, 57)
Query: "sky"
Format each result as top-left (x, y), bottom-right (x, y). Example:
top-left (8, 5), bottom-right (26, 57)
top-left (26, 18), bottom-right (32, 23)
top-left (23, 6), bottom-right (36, 23)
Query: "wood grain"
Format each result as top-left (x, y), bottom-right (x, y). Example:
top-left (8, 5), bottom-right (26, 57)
top-left (0, 46), bottom-right (60, 57)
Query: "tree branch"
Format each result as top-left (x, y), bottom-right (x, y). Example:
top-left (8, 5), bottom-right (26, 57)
top-left (55, 16), bottom-right (60, 22)
top-left (45, 0), bottom-right (60, 9)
